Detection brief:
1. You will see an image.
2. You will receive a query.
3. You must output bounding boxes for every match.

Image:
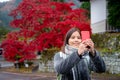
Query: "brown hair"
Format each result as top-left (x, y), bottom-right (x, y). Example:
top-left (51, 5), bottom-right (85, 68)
top-left (61, 27), bottom-right (81, 53)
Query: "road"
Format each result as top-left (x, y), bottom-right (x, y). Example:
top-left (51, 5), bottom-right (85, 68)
top-left (0, 71), bottom-right (56, 80)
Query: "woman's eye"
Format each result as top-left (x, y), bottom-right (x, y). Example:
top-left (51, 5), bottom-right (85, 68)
top-left (70, 36), bottom-right (81, 39)
top-left (71, 36), bottom-right (75, 39)
top-left (77, 36), bottom-right (81, 39)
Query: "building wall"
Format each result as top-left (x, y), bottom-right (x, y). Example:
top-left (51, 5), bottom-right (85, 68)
top-left (90, 0), bottom-right (107, 33)
top-left (91, 20), bottom-right (106, 33)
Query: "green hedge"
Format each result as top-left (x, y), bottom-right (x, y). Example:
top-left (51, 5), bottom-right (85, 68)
top-left (40, 47), bottom-right (60, 63)
top-left (91, 33), bottom-right (120, 54)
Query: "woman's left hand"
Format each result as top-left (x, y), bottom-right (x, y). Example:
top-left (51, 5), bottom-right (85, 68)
top-left (83, 39), bottom-right (95, 56)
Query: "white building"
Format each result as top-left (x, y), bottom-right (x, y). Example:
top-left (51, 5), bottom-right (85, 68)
top-left (80, 0), bottom-right (118, 33)
top-left (90, 0), bottom-right (107, 33)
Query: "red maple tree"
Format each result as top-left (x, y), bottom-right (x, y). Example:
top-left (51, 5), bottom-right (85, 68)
top-left (1, 0), bottom-right (91, 62)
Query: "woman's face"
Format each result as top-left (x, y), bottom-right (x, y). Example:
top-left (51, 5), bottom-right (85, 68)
top-left (68, 31), bottom-right (82, 48)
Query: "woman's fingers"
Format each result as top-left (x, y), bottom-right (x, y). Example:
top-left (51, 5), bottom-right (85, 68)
top-left (82, 39), bottom-right (94, 48)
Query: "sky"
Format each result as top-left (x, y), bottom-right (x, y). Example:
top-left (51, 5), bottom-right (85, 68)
top-left (0, 0), bottom-right (10, 2)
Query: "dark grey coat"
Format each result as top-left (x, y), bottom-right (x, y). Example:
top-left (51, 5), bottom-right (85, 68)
top-left (54, 51), bottom-right (106, 80)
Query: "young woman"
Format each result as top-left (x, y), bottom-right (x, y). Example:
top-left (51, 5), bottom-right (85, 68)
top-left (54, 27), bottom-right (106, 80)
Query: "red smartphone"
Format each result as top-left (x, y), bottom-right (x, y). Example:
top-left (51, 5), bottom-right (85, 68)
top-left (81, 31), bottom-right (90, 41)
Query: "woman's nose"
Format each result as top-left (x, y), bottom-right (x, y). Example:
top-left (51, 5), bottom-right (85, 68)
top-left (74, 38), bottom-right (81, 42)
top-left (74, 38), bottom-right (79, 41)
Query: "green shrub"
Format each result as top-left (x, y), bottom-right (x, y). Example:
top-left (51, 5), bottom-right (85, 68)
top-left (40, 47), bottom-right (60, 63)
top-left (91, 33), bottom-right (120, 54)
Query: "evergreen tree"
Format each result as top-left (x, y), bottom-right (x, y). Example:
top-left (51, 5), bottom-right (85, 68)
top-left (107, 0), bottom-right (120, 29)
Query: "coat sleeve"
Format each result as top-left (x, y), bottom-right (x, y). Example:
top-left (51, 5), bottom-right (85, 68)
top-left (89, 50), bottom-right (106, 73)
top-left (54, 52), bottom-right (81, 74)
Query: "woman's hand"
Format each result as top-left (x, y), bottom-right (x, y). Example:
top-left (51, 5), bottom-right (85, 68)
top-left (78, 41), bottom-right (88, 56)
top-left (83, 39), bottom-right (95, 56)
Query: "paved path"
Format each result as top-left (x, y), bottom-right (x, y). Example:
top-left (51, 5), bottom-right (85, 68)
top-left (0, 70), bottom-right (120, 80)
top-left (0, 71), bottom-right (56, 80)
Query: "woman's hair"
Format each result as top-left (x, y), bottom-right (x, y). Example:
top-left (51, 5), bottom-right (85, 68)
top-left (61, 27), bottom-right (81, 53)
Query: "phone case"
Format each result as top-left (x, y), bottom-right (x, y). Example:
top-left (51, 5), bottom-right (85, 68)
top-left (81, 31), bottom-right (90, 41)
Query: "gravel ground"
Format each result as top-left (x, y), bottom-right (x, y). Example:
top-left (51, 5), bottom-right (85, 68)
top-left (91, 73), bottom-right (120, 80)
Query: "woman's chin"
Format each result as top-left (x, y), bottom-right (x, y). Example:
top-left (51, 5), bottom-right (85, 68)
top-left (72, 46), bottom-right (79, 49)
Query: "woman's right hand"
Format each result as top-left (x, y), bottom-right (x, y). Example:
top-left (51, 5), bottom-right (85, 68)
top-left (78, 41), bottom-right (88, 56)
